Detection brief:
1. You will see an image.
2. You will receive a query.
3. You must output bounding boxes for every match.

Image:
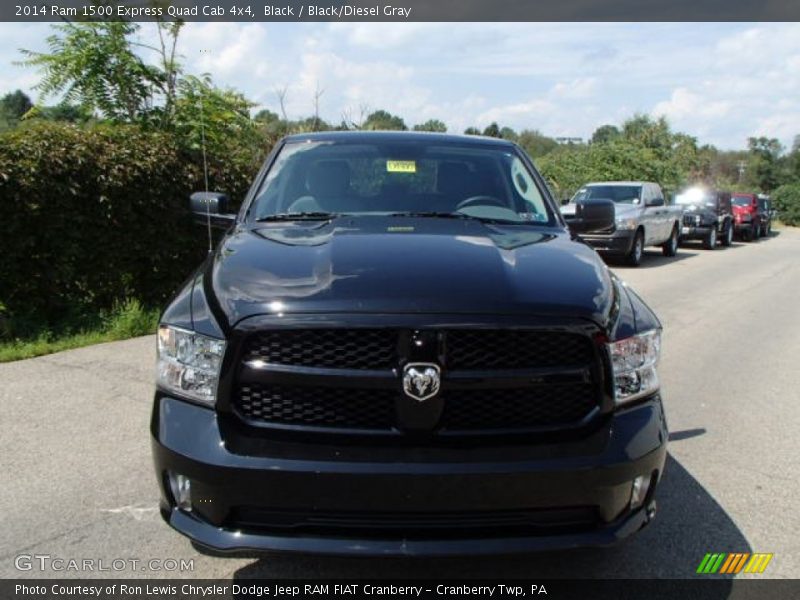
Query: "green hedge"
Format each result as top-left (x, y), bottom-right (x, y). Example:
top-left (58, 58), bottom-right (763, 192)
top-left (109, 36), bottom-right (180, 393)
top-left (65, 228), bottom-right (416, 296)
top-left (0, 122), bottom-right (262, 336)
top-left (771, 183), bottom-right (800, 227)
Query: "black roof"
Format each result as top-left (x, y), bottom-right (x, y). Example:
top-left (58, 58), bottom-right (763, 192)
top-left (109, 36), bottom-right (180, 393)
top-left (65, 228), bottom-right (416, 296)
top-left (282, 130), bottom-right (516, 147)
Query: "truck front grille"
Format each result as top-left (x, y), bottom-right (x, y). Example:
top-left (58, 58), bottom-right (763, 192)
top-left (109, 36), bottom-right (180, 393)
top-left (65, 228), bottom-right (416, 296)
top-left (232, 328), bottom-right (604, 438)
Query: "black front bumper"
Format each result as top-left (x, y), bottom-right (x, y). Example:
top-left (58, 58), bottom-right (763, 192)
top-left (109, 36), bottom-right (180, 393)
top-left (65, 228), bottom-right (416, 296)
top-left (679, 224), bottom-right (713, 240)
top-left (580, 230), bottom-right (636, 256)
top-left (151, 394), bottom-right (668, 556)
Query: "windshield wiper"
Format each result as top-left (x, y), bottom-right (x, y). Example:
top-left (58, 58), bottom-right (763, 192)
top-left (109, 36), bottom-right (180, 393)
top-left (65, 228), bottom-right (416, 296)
top-left (388, 211), bottom-right (522, 225)
top-left (256, 212), bottom-right (340, 222)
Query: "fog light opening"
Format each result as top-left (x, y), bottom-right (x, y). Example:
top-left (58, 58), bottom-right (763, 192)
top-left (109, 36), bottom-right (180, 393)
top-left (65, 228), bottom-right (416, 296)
top-left (167, 471), bottom-right (192, 512)
top-left (629, 474), bottom-right (651, 510)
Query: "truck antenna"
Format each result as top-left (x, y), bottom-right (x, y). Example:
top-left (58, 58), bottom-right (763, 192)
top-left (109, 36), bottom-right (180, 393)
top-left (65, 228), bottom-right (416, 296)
top-left (199, 95), bottom-right (212, 254)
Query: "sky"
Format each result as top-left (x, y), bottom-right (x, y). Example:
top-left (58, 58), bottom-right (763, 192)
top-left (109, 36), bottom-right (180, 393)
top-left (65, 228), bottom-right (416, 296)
top-left (1, 21), bottom-right (799, 150)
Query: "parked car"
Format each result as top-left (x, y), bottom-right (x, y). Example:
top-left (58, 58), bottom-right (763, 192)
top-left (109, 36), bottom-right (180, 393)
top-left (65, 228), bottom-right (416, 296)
top-left (152, 131), bottom-right (667, 556)
top-left (561, 181), bottom-right (682, 266)
top-left (757, 194), bottom-right (772, 237)
top-left (732, 193), bottom-right (766, 241)
top-left (674, 187), bottom-right (734, 249)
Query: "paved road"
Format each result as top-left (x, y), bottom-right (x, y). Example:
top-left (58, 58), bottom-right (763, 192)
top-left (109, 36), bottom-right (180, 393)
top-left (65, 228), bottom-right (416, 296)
top-left (2, 228), bottom-right (799, 581)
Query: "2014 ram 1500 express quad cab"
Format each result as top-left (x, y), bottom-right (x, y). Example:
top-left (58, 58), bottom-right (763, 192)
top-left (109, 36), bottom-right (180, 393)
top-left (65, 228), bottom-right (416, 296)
top-left (152, 132), bottom-right (668, 556)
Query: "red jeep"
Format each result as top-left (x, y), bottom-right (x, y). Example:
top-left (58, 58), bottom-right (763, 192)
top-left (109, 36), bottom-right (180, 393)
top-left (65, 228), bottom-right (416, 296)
top-left (732, 193), bottom-right (765, 241)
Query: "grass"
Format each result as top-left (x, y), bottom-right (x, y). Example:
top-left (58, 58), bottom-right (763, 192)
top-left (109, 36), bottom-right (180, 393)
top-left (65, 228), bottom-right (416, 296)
top-left (0, 299), bottom-right (160, 363)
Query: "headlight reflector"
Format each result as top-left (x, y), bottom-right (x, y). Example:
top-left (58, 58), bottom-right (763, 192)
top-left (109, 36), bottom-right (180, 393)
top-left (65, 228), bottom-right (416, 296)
top-left (615, 217), bottom-right (637, 230)
top-left (157, 326), bottom-right (226, 405)
top-left (608, 330), bottom-right (661, 404)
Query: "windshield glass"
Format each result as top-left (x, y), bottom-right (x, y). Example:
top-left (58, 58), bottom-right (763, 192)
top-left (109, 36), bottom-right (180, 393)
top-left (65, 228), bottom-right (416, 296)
top-left (249, 140), bottom-right (554, 224)
top-left (732, 195), bottom-right (753, 207)
top-left (572, 185), bottom-right (642, 204)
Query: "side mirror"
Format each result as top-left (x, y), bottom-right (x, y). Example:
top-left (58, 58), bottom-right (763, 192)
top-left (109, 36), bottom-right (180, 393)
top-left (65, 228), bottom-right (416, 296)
top-left (190, 191), bottom-right (236, 228)
top-left (646, 197), bottom-right (665, 207)
top-left (564, 198), bottom-right (615, 234)
top-left (561, 197), bottom-right (571, 206)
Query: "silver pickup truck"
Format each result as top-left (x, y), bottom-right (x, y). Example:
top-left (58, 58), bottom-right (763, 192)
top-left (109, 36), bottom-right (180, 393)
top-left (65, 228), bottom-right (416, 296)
top-left (561, 181), bottom-right (683, 266)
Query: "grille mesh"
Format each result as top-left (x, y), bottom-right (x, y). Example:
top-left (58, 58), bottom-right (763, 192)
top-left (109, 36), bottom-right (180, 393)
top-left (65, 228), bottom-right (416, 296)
top-left (243, 329), bottom-right (398, 370)
top-left (243, 329), bottom-right (593, 371)
top-left (235, 383), bottom-right (596, 432)
top-left (237, 384), bottom-right (395, 429)
top-left (442, 385), bottom-right (596, 430)
top-left (446, 330), bottom-right (593, 370)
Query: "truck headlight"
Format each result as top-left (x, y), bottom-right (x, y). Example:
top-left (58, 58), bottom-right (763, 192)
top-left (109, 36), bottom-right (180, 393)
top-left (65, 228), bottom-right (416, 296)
top-left (615, 217), bottom-right (637, 230)
top-left (608, 330), bottom-right (660, 405)
top-left (156, 325), bottom-right (226, 406)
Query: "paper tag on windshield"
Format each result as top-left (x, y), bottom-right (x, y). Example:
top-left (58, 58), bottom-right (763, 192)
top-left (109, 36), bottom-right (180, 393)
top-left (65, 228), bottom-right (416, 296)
top-left (386, 160), bottom-right (416, 173)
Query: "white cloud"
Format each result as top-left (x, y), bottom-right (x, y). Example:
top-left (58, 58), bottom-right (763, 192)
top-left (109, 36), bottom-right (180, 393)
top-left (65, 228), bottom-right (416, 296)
top-left (2, 22), bottom-right (800, 149)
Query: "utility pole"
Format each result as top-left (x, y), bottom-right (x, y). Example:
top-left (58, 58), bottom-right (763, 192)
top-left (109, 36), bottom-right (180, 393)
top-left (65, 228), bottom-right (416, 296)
top-left (737, 160), bottom-right (746, 183)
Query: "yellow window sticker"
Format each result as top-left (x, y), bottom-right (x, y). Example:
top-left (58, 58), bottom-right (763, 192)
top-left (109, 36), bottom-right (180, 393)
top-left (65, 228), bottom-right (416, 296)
top-left (386, 160), bottom-right (416, 173)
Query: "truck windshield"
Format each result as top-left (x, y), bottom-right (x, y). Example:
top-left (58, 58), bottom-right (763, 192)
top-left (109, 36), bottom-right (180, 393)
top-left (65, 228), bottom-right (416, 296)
top-left (249, 140), bottom-right (555, 225)
top-left (732, 196), bottom-right (753, 206)
top-left (572, 185), bottom-right (642, 204)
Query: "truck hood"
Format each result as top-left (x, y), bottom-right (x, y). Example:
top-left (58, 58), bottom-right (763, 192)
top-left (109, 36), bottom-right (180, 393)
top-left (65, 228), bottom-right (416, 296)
top-left (209, 217), bottom-right (614, 327)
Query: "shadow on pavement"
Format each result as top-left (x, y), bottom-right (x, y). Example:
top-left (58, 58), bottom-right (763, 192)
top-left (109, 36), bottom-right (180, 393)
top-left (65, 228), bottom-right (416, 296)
top-left (609, 249), bottom-right (698, 270)
top-left (225, 453), bottom-right (749, 581)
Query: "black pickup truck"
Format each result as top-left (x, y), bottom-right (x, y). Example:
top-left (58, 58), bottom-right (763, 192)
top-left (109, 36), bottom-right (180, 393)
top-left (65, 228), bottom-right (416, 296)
top-left (152, 132), bottom-right (668, 556)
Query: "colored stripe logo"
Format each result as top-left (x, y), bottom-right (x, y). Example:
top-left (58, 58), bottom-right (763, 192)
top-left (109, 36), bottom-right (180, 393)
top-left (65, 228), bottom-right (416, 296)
top-left (696, 553), bottom-right (773, 574)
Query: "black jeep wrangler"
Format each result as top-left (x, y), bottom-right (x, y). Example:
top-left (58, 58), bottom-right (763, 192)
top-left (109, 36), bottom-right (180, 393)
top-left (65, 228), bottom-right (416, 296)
top-left (152, 131), bottom-right (668, 556)
top-left (675, 187), bottom-right (734, 249)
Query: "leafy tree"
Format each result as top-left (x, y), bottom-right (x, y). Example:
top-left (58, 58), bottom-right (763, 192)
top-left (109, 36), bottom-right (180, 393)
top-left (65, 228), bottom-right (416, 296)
top-left (499, 126), bottom-right (518, 142)
top-left (747, 136), bottom-right (784, 192)
top-left (788, 135), bottom-right (800, 183)
top-left (413, 119), bottom-right (447, 133)
top-left (24, 103), bottom-right (93, 124)
top-left (0, 90), bottom-right (34, 131)
top-left (464, 127), bottom-right (481, 135)
top-left (363, 109), bottom-right (407, 131)
top-left (621, 114), bottom-right (673, 151)
top-left (172, 75), bottom-right (258, 156)
top-left (19, 22), bottom-right (162, 122)
top-left (254, 109), bottom-right (280, 124)
top-left (771, 183), bottom-right (800, 225)
top-left (537, 130), bottom-right (696, 199)
top-left (591, 124), bottom-right (620, 144)
top-left (18, 21), bottom-right (182, 125)
top-left (294, 116), bottom-right (332, 132)
top-left (1, 90), bottom-right (33, 120)
top-left (482, 122), bottom-right (501, 138)
top-left (517, 129), bottom-right (558, 158)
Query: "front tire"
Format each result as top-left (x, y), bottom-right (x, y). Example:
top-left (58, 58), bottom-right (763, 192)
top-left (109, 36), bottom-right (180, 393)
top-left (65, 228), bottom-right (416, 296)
top-left (703, 225), bottom-right (717, 250)
top-left (662, 225), bottom-right (678, 257)
top-left (721, 222), bottom-right (733, 247)
top-left (626, 230), bottom-right (645, 266)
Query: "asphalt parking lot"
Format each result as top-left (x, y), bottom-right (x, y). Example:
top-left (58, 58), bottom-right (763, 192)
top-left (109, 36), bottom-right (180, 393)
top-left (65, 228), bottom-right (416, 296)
top-left (1, 228), bottom-right (798, 580)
